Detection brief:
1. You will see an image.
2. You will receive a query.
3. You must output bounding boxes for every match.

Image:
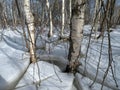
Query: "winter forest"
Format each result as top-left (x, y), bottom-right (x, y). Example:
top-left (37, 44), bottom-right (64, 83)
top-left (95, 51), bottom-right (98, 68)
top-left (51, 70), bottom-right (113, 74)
top-left (0, 0), bottom-right (120, 90)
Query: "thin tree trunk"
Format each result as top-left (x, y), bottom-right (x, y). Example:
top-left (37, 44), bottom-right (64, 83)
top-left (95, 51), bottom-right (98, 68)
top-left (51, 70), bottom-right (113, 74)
top-left (46, 0), bottom-right (53, 37)
top-left (69, 0), bottom-right (72, 20)
top-left (24, 0), bottom-right (36, 63)
top-left (68, 0), bottom-right (72, 25)
top-left (61, 0), bottom-right (65, 36)
top-left (67, 0), bottom-right (86, 73)
top-left (2, 1), bottom-right (8, 28)
top-left (49, 10), bottom-right (53, 37)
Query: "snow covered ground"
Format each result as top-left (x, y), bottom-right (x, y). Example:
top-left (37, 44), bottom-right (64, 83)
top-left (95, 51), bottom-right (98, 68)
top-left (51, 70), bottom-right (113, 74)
top-left (0, 29), bottom-right (30, 90)
top-left (0, 27), bottom-right (76, 90)
top-left (0, 25), bottom-right (120, 90)
top-left (76, 25), bottom-right (120, 90)
top-left (15, 61), bottom-right (75, 90)
top-left (43, 25), bottom-right (120, 90)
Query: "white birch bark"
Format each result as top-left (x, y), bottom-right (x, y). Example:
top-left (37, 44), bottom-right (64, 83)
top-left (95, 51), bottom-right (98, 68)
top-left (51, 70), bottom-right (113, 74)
top-left (69, 0), bottom-right (72, 19)
top-left (24, 0), bottom-right (36, 62)
top-left (61, 0), bottom-right (65, 36)
top-left (49, 10), bottom-right (53, 36)
top-left (46, 0), bottom-right (53, 37)
top-left (68, 0), bottom-right (85, 72)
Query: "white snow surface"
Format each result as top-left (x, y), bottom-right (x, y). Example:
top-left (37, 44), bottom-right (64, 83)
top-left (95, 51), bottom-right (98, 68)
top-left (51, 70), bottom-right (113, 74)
top-left (75, 73), bottom-right (112, 90)
top-left (15, 61), bottom-right (75, 90)
top-left (1, 25), bottom-right (120, 90)
top-left (0, 29), bottom-right (30, 90)
top-left (3, 29), bottom-right (27, 51)
top-left (77, 25), bottom-right (120, 90)
top-left (42, 25), bottom-right (120, 90)
top-left (0, 27), bottom-right (75, 90)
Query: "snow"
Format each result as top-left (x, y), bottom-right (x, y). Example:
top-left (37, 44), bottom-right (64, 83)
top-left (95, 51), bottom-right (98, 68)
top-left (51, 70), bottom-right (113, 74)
top-left (76, 25), bottom-right (120, 90)
top-left (0, 25), bottom-right (120, 90)
top-left (0, 27), bottom-right (75, 90)
top-left (15, 61), bottom-right (75, 90)
top-left (75, 73), bottom-right (112, 90)
top-left (3, 29), bottom-right (27, 51)
top-left (0, 32), bottom-right (30, 90)
top-left (37, 55), bottom-right (68, 71)
top-left (36, 25), bottom-right (120, 90)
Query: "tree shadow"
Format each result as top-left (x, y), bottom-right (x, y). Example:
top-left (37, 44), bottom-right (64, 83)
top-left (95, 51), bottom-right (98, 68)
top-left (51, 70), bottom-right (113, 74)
top-left (0, 75), bottom-right (9, 90)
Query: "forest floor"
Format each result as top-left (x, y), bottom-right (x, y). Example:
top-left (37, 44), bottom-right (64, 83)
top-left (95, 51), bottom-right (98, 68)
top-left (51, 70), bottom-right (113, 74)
top-left (0, 25), bottom-right (120, 90)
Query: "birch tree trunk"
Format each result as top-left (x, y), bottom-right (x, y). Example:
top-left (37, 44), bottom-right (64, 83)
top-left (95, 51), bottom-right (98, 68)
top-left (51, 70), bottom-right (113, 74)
top-left (61, 0), bottom-right (65, 36)
top-left (69, 0), bottom-right (72, 20)
top-left (46, 0), bottom-right (53, 37)
top-left (49, 10), bottom-right (53, 37)
top-left (24, 0), bottom-right (36, 63)
top-left (67, 0), bottom-right (86, 73)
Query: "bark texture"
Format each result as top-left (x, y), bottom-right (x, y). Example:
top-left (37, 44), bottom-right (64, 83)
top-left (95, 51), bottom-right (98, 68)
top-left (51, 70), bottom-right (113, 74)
top-left (68, 0), bottom-right (85, 73)
top-left (61, 0), bottom-right (65, 36)
top-left (93, 0), bottom-right (101, 34)
top-left (24, 0), bottom-right (36, 63)
top-left (46, 0), bottom-right (53, 37)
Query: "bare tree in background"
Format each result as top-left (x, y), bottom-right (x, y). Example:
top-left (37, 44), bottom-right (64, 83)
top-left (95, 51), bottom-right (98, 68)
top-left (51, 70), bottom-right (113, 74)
top-left (46, 0), bottom-right (53, 37)
top-left (61, 0), bottom-right (65, 37)
top-left (93, 0), bottom-right (101, 34)
top-left (24, 0), bottom-right (36, 63)
top-left (69, 0), bottom-right (72, 20)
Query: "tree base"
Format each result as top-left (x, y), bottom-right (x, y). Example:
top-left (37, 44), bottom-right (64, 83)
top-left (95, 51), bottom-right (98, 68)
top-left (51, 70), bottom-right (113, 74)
top-left (64, 61), bottom-right (82, 74)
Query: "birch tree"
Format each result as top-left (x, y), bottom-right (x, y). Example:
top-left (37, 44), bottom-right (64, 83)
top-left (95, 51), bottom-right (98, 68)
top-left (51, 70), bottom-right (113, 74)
top-left (69, 0), bottom-right (72, 20)
top-left (67, 0), bottom-right (86, 73)
top-left (46, 0), bottom-right (53, 37)
top-left (61, 0), bottom-right (65, 36)
top-left (24, 0), bottom-right (36, 63)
